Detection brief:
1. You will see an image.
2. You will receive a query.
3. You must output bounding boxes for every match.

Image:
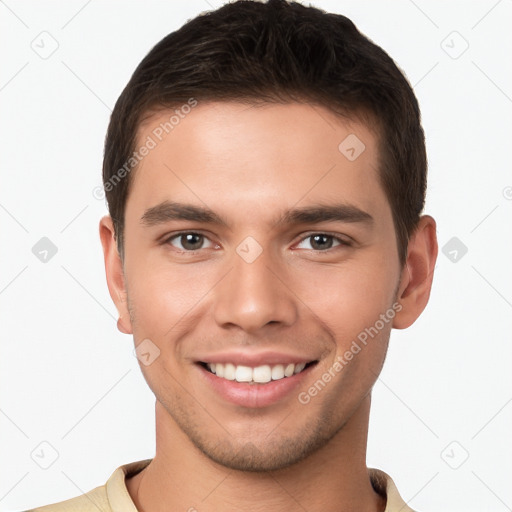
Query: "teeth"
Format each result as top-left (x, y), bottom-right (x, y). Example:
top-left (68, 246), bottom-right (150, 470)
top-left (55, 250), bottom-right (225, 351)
top-left (284, 363), bottom-right (295, 377)
top-left (205, 362), bottom-right (309, 383)
top-left (224, 363), bottom-right (236, 380)
top-left (271, 364), bottom-right (285, 380)
top-left (294, 363), bottom-right (306, 374)
top-left (234, 365), bottom-right (252, 382)
top-left (253, 365), bottom-right (272, 383)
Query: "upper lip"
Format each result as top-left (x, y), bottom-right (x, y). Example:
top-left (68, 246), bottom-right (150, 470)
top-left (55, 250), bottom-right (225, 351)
top-left (195, 350), bottom-right (318, 367)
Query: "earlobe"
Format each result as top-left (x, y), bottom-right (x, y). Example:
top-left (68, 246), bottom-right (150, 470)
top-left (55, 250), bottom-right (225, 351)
top-left (392, 215), bottom-right (438, 330)
top-left (99, 215), bottom-right (133, 335)
top-left (117, 316), bottom-right (132, 334)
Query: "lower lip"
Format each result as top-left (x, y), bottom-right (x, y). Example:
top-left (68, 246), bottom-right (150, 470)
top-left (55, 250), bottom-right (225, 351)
top-left (197, 363), bottom-right (315, 408)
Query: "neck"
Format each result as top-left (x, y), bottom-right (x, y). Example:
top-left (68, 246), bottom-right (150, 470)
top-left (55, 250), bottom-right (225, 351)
top-left (127, 395), bottom-right (385, 512)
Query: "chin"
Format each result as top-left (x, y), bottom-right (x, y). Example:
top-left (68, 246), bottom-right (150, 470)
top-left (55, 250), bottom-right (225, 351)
top-left (190, 427), bottom-right (335, 473)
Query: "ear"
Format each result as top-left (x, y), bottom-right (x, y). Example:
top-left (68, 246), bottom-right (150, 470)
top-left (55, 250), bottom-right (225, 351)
top-left (99, 215), bottom-right (133, 334)
top-left (393, 215), bottom-right (438, 329)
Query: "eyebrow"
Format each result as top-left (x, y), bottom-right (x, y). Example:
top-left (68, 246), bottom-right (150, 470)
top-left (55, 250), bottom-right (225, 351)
top-left (141, 201), bottom-right (229, 227)
top-left (140, 200), bottom-right (374, 228)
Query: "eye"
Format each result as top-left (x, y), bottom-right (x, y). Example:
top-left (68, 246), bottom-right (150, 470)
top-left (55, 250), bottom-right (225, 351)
top-left (165, 232), bottom-right (215, 251)
top-left (295, 233), bottom-right (350, 251)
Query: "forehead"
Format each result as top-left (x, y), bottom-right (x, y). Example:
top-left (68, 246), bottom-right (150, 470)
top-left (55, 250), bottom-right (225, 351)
top-left (128, 101), bottom-right (388, 225)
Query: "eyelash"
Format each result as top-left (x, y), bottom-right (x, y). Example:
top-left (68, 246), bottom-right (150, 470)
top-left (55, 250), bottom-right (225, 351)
top-left (163, 231), bottom-right (352, 253)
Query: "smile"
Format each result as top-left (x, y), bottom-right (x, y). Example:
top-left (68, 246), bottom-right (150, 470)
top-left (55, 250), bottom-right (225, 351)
top-left (200, 361), bottom-right (315, 384)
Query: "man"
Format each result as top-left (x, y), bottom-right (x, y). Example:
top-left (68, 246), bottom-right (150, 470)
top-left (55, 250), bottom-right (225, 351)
top-left (29, 0), bottom-right (437, 510)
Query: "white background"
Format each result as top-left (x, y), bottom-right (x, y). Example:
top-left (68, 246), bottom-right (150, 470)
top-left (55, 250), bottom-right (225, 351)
top-left (1, 1), bottom-right (511, 511)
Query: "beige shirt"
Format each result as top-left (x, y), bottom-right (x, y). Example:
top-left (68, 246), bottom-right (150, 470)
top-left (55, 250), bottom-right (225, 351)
top-left (26, 459), bottom-right (415, 512)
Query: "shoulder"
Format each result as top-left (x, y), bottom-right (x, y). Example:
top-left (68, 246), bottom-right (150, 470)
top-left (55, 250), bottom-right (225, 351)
top-left (20, 459), bottom-right (152, 512)
top-left (22, 484), bottom-right (109, 512)
top-left (369, 468), bottom-right (418, 512)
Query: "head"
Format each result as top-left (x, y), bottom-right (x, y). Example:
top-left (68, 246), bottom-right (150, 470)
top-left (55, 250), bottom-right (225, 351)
top-left (103, 0), bottom-right (427, 267)
top-left (100, 0), bottom-right (437, 472)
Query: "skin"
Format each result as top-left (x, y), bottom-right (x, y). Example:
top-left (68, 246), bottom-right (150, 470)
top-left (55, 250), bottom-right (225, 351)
top-left (99, 101), bottom-right (437, 512)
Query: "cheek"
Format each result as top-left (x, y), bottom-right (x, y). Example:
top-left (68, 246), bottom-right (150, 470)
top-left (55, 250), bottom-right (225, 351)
top-left (126, 260), bottom-right (219, 342)
top-left (306, 264), bottom-right (395, 410)
top-left (294, 258), bottom-right (397, 350)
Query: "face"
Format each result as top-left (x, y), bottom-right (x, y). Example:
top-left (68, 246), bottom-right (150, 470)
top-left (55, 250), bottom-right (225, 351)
top-left (103, 101), bottom-right (413, 471)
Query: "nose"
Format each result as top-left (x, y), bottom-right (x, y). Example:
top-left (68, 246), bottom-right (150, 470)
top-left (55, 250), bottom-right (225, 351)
top-left (212, 243), bottom-right (298, 334)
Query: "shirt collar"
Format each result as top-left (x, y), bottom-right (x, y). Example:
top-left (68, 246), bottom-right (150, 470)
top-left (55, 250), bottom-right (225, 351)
top-left (106, 460), bottom-right (415, 512)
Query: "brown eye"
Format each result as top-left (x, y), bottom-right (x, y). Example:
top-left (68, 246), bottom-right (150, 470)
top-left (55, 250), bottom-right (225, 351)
top-left (296, 233), bottom-right (350, 251)
top-left (309, 234), bottom-right (334, 250)
top-left (167, 232), bottom-right (213, 251)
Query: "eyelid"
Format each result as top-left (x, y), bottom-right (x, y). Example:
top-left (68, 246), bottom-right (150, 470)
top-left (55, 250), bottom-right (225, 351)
top-left (293, 232), bottom-right (353, 250)
top-left (162, 230), bottom-right (352, 253)
top-left (164, 231), bottom-right (217, 251)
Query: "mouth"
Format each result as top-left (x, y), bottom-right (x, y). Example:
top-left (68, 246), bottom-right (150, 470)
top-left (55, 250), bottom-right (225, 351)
top-left (197, 360), bottom-right (318, 385)
top-left (193, 351), bottom-right (320, 407)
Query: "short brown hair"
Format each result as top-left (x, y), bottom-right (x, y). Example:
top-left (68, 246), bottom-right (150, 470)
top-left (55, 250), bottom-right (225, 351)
top-left (102, 0), bottom-right (427, 266)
